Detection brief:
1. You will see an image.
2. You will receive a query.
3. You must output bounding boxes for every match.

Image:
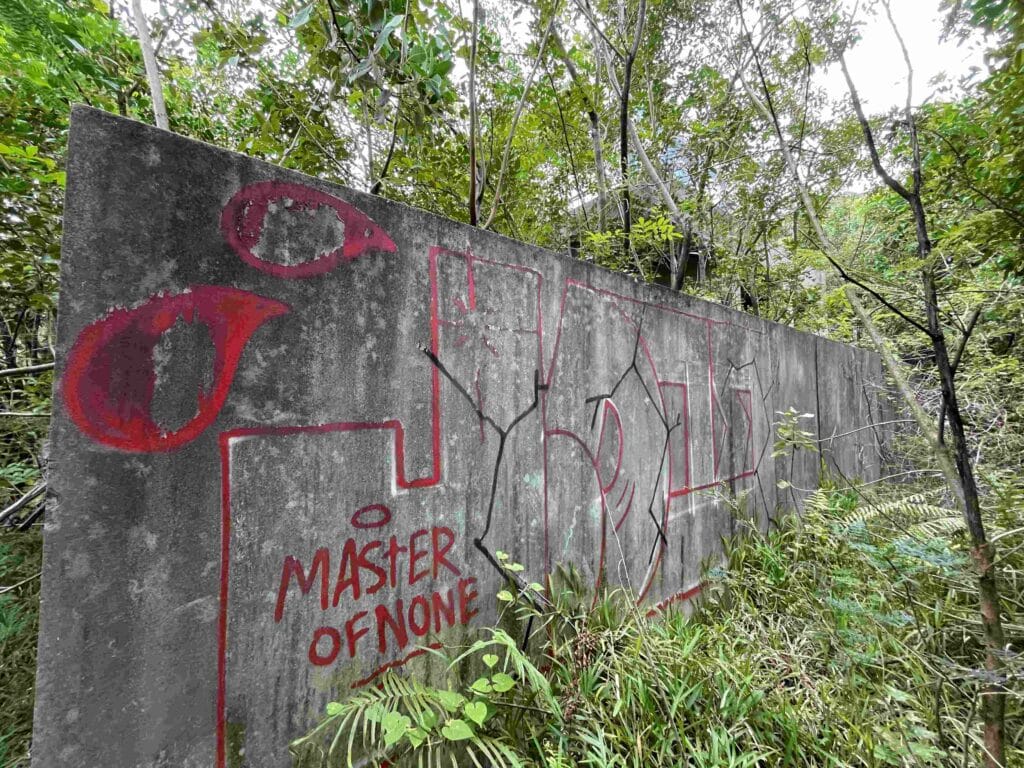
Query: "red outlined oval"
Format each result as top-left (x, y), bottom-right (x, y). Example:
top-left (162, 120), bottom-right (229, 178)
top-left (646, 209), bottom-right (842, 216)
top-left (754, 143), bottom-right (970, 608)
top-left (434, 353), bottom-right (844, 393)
top-left (595, 399), bottom-right (623, 494)
top-left (63, 286), bottom-right (289, 452)
top-left (221, 181), bottom-right (397, 278)
top-left (351, 504), bottom-right (392, 529)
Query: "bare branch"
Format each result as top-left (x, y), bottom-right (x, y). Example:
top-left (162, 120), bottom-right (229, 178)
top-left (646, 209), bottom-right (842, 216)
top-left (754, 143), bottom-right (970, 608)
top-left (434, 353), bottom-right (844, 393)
top-left (617, 0), bottom-right (646, 259)
top-left (835, 51), bottom-right (912, 203)
top-left (0, 361), bottom-right (54, 378)
top-left (567, 0), bottom-right (624, 60)
top-left (131, 0), bottom-right (169, 130)
top-left (0, 483), bottom-right (45, 526)
top-left (469, 0), bottom-right (480, 225)
top-left (881, 0), bottom-right (923, 197)
top-left (734, 28), bottom-right (931, 335)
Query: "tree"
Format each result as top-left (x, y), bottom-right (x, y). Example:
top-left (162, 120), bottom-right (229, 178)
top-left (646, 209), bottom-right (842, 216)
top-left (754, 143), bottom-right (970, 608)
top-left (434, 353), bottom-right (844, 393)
top-left (736, 1), bottom-right (1020, 762)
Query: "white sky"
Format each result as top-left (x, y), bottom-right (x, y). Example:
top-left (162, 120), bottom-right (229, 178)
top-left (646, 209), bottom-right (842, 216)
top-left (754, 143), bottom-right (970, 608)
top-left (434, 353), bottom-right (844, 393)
top-left (140, 0), bottom-right (988, 115)
top-left (819, 0), bottom-right (987, 112)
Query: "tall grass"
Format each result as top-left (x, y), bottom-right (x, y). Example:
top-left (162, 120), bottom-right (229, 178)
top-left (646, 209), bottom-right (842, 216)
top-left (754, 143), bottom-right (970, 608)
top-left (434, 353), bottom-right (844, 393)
top-left (295, 487), bottom-right (1023, 767)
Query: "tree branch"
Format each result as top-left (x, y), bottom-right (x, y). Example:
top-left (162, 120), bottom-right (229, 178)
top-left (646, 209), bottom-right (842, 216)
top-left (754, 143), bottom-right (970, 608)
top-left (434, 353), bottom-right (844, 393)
top-left (469, 0), bottom-right (480, 225)
top-left (0, 361), bottom-right (53, 378)
top-left (131, 0), bottom-right (169, 130)
top-left (835, 50), bottom-right (912, 203)
top-left (482, 4), bottom-right (560, 230)
top-left (735, 36), bottom-right (931, 336)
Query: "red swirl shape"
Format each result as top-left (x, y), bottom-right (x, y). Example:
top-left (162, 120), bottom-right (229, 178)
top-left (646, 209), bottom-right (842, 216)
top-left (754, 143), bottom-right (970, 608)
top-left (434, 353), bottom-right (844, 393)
top-left (63, 286), bottom-right (289, 452)
top-left (221, 181), bottom-right (397, 278)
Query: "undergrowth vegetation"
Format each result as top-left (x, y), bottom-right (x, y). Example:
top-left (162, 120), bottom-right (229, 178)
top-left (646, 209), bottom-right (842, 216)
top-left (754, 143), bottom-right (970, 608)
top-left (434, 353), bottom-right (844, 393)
top-left (0, 530), bottom-right (41, 768)
top-left (292, 487), bottom-right (1022, 767)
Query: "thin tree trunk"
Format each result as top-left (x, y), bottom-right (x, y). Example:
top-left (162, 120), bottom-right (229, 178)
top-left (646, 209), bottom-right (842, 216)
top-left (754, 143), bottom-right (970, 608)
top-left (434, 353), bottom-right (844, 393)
top-left (370, 110), bottom-right (400, 196)
top-left (739, 3), bottom-right (1007, 757)
top-left (0, 313), bottom-right (16, 370)
top-left (468, 0), bottom-right (479, 225)
top-left (361, 99), bottom-right (375, 192)
top-left (580, 4), bottom-right (706, 247)
top-left (617, 0), bottom-right (645, 259)
top-left (546, 69), bottom-right (591, 232)
top-left (131, 0), bottom-right (169, 130)
top-left (672, 223), bottom-right (692, 291)
top-left (481, 6), bottom-right (559, 230)
top-left (553, 29), bottom-right (608, 230)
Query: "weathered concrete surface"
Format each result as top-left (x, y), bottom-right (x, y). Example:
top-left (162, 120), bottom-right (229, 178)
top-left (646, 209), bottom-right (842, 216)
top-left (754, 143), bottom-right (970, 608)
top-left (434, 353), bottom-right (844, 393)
top-left (34, 106), bottom-right (889, 767)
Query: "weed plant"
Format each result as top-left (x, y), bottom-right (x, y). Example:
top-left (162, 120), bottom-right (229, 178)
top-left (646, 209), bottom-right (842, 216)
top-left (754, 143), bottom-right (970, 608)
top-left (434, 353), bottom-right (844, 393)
top-left (293, 487), bottom-right (1022, 767)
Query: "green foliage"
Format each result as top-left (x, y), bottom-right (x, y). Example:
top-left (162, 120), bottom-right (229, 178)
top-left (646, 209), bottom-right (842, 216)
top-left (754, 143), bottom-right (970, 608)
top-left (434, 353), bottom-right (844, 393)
top-left (772, 407), bottom-right (817, 459)
top-left (0, 530), bottom-right (42, 768)
top-left (583, 214), bottom-right (681, 277)
top-left (0, 0), bottom-right (151, 509)
top-left (293, 485), bottom-right (1022, 766)
top-left (1, 1), bottom-right (1022, 762)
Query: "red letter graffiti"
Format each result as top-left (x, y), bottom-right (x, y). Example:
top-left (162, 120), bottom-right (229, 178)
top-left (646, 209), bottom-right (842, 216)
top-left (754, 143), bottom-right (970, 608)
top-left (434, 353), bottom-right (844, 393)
top-left (275, 548), bottom-right (330, 622)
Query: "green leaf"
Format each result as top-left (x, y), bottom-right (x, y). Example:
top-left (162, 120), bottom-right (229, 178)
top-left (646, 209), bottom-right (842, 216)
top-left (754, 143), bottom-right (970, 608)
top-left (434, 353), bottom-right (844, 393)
top-left (381, 13), bottom-right (405, 37)
top-left (406, 726), bottom-right (427, 747)
top-left (372, 16), bottom-right (402, 55)
top-left (325, 701), bottom-right (344, 716)
top-left (470, 677), bottom-right (493, 694)
top-left (436, 689), bottom-right (465, 711)
top-left (382, 711), bottom-right (411, 746)
top-left (482, 653), bottom-right (499, 668)
top-left (417, 708), bottom-right (439, 729)
top-left (491, 672), bottom-right (515, 693)
top-left (463, 700), bottom-right (487, 725)
top-left (496, 590), bottom-right (514, 602)
top-left (441, 718), bottom-right (474, 741)
top-left (348, 58), bottom-right (374, 82)
top-left (287, 4), bottom-right (314, 29)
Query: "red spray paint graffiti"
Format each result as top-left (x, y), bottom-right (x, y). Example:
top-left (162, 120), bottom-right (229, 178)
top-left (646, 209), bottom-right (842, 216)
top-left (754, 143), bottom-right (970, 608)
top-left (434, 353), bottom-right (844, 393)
top-left (271, 505), bottom-right (477, 670)
top-left (63, 286), bottom-right (288, 452)
top-left (59, 178), bottom-right (762, 768)
top-left (220, 181), bottom-right (396, 278)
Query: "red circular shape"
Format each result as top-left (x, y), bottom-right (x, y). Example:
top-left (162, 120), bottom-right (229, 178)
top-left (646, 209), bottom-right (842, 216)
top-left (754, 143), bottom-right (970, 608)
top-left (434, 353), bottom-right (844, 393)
top-left (308, 627), bottom-right (341, 666)
top-left (351, 504), bottom-right (392, 529)
top-left (220, 181), bottom-right (396, 279)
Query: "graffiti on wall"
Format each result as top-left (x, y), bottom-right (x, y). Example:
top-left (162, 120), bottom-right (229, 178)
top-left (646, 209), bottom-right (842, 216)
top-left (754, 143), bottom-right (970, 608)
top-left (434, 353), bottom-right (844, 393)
top-left (61, 181), bottom-right (762, 767)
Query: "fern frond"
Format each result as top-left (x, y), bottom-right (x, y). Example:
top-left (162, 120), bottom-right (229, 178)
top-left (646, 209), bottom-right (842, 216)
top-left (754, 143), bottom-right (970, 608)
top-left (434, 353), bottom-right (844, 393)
top-left (908, 514), bottom-right (965, 539)
top-left (406, 732), bottom-right (525, 768)
top-left (812, 489), bottom-right (963, 538)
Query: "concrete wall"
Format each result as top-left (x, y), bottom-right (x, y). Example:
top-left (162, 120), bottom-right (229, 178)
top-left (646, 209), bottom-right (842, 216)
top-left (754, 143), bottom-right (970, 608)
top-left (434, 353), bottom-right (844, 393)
top-left (33, 107), bottom-right (888, 767)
